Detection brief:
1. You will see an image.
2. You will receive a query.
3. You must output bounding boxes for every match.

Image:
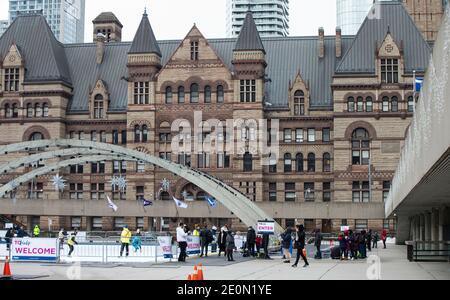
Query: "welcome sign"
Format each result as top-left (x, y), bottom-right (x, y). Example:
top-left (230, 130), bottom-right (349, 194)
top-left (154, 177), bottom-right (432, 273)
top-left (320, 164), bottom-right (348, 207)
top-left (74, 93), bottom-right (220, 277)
top-left (186, 236), bottom-right (201, 255)
top-left (11, 238), bottom-right (59, 262)
top-left (257, 221), bottom-right (276, 235)
top-left (157, 236), bottom-right (173, 259)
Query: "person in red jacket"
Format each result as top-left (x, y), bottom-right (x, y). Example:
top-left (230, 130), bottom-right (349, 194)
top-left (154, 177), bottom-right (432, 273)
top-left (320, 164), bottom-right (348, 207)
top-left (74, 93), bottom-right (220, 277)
top-left (381, 230), bottom-right (388, 249)
top-left (255, 235), bottom-right (263, 257)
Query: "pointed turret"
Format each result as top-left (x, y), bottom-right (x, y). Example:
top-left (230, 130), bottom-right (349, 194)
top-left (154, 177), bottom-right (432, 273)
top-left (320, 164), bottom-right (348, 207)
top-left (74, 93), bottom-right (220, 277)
top-left (234, 10), bottom-right (265, 54)
top-left (129, 10), bottom-right (161, 57)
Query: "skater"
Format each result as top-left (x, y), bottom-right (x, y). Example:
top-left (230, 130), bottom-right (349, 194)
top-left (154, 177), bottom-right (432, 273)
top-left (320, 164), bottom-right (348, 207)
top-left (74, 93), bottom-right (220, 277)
top-left (67, 232), bottom-right (78, 257)
top-left (292, 225), bottom-right (309, 268)
top-left (177, 222), bottom-right (188, 262)
top-left (226, 231), bottom-right (236, 262)
top-left (218, 225), bottom-right (228, 257)
top-left (314, 229), bottom-right (323, 259)
top-left (119, 225), bottom-right (132, 257)
top-left (58, 228), bottom-right (67, 249)
top-left (132, 229), bottom-right (142, 253)
top-left (381, 230), bottom-right (388, 249)
top-left (282, 228), bottom-right (293, 263)
top-left (246, 226), bottom-right (256, 257)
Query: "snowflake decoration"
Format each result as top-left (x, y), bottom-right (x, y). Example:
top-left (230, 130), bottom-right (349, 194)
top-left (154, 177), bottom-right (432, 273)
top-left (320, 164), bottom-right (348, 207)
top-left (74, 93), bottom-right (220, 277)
top-left (182, 190), bottom-right (188, 200)
top-left (51, 174), bottom-right (66, 192)
top-left (110, 176), bottom-right (119, 191)
top-left (117, 176), bottom-right (127, 192)
top-left (161, 178), bottom-right (170, 192)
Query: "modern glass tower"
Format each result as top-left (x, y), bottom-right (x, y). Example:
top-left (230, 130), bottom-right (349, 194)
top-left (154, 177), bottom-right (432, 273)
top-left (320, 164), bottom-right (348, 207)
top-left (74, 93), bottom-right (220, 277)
top-left (0, 20), bottom-right (8, 37)
top-left (227, 0), bottom-right (289, 37)
top-left (8, 0), bottom-right (85, 43)
top-left (336, 0), bottom-right (376, 35)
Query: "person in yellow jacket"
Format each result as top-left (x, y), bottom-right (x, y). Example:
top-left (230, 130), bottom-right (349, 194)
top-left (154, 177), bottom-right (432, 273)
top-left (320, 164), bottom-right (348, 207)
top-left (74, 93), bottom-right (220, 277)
top-left (193, 225), bottom-right (200, 237)
top-left (67, 233), bottom-right (78, 257)
top-left (119, 225), bottom-right (132, 257)
top-left (33, 225), bottom-right (40, 238)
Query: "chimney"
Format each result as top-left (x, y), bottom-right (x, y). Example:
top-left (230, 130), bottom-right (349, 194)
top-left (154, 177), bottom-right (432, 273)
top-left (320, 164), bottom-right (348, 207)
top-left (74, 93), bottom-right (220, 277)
top-left (96, 33), bottom-right (106, 65)
top-left (336, 27), bottom-right (342, 58)
top-left (318, 27), bottom-right (325, 59)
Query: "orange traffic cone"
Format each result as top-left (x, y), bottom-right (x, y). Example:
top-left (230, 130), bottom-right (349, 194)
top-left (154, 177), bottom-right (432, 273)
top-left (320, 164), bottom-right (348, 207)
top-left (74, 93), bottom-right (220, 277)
top-left (3, 256), bottom-right (12, 278)
top-left (187, 274), bottom-right (192, 281)
top-left (192, 266), bottom-right (199, 281)
top-left (197, 264), bottom-right (204, 281)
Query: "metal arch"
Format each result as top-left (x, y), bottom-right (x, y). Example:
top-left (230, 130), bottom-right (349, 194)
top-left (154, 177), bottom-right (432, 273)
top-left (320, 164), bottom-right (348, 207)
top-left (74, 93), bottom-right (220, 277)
top-left (0, 139), bottom-right (283, 233)
top-left (0, 148), bottom-right (114, 174)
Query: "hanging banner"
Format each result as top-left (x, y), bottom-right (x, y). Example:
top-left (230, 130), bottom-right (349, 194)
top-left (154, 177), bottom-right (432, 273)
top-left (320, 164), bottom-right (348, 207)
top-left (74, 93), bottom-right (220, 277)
top-left (11, 238), bottom-right (59, 262)
top-left (157, 236), bottom-right (173, 259)
top-left (187, 236), bottom-right (201, 255)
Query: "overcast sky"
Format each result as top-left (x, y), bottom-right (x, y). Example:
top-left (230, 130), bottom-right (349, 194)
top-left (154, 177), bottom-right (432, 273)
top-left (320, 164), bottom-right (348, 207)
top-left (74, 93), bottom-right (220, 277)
top-left (0, 0), bottom-right (337, 41)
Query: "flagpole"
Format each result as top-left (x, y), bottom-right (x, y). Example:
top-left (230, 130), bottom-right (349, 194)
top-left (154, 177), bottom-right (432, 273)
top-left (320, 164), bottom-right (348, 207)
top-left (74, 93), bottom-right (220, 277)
top-left (413, 70), bottom-right (417, 114)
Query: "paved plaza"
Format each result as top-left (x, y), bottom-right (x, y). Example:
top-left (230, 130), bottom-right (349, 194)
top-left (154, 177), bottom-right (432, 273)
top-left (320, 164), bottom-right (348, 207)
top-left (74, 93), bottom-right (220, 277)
top-left (3, 245), bottom-right (449, 280)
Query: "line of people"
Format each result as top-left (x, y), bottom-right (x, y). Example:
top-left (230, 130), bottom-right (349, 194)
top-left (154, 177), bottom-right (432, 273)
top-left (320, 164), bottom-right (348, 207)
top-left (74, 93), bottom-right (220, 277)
top-left (338, 229), bottom-right (388, 260)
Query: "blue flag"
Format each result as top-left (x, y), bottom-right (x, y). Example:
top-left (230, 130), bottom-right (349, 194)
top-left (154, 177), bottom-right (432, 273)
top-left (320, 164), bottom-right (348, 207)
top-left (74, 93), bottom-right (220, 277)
top-left (206, 196), bottom-right (217, 208)
top-left (415, 77), bottom-right (424, 92)
top-left (142, 198), bottom-right (153, 207)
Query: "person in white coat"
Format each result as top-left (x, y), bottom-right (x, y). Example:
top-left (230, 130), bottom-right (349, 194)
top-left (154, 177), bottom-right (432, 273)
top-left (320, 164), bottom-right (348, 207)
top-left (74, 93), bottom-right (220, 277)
top-left (177, 222), bottom-right (188, 262)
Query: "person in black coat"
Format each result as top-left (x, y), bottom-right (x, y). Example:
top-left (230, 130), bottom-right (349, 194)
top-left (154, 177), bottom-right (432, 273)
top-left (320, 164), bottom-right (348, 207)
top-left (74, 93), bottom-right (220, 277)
top-left (246, 227), bottom-right (256, 257)
top-left (293, 224), bottom-right (309, 268)
top-left (5, 228), bottom-right (15, 251)
top-left (366, 229), bottom-right (373, 252)
top-left (199, 225), bottom-right (212, 258)
top-left (314, 229), bottom-right (323, 259)
top-left (282, 228), bottom-right (293, 263)
top-left (262, 233), bottom-right (271, 259)
top-left (217, 225), bottom-right (229, 257)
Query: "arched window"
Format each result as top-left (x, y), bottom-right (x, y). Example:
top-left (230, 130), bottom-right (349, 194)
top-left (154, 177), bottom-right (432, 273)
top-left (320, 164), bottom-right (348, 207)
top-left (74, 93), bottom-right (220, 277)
top-left (142, 125), bottom-right (148, 143)
top-left (12, 104), bottom-right (19, 118)
top-left (94, 94), bottom-right (104, 119)
top-left (43, 103), bottom-right (49, 117)
top-left (284, 154), bottom-right (292, 173)
top-left (4, 104), bottom-right (11, 118)
top-left (27, 103), bottom-right (33, 118)
top-left (348, 97), bottom-right (355, 112)
top-left (190, 83), bottom-right (199, 103)
top-left (357, 97), bottom-right (364, 112)
top-left (35, 103), bottom-right (42, 117)
top-left (160, 192), bottom-right (170, 201)
top-left (243, 152), bottom-right (253, 172)
top-left (323, 153), bottom-right (331, 172)
top-left (382, 96), bottom-right (390, 112)
top-left (391, 96), bottom-right (399, 112)
top-left (134, 125), bottom-right (141, 143)
top-left (352, 128), bottom-right (370, 165)
top-left (307, 153), bottom-right (316, 172)
top-left (204, 86), bottom-right (212, 103)
top-left (29, 132), bottom-right (44, 141)
top-left (296, 153), bottom-right (304, 172)
top-left (294, 90), bottom-right (305, 116)
top-left (366, 97), bottom-right (373, 112)
top-left (178, 86), bottom-right (185, 103)
top-left (217, 85), bottom-right (224, 103)
top-left (165, 87), bottom-right (173, 104)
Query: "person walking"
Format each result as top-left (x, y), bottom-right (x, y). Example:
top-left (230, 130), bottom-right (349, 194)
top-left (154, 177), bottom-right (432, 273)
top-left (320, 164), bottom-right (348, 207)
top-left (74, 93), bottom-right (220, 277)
top-left (199, 224), bottom-right (212, 258)
top-left (359, 230), bottom-right (367, 259)
top-left (262, 233), bottom-right (271, 260)
top-left (338, 232), bottom-right (347, 260)
top-left (381, 230), bottom-right (388, 249)
top-left (33, 225), bottom-right (40, 238)
top-left (372, 231), bottom-right (379, 249)
top-left (367, 229), bottom-right (373, 252)
top-left (225, 231), bottom-right (236, 262)
top-left (246, 226), bottom-right (256, 257)
top-left (218, 225), bottom-right (228, 257)
top-left (211, 226), bottom-right (218, 253)
top-left (119, 225), bottom-right (132, 258)
top-left (314, 229), bottom-right (323, 259)
top-left (67, 232), bottom-right (78, 257)
top-left (349, 230), bottom-right (358, 260)
top-left (177, 222), bottom-right (188, 262)
top-left (58, 228), bottom-right (67, 250)
top-left (293, 225), bottom-right (309, 268)
top-left (132, 229), bottom-right (142, 253)
top-left (255, 235), bottom-right (262, 257)
top-left (282, 228), bottom-right (293, 263)
top-left (5, 228), bottom-right (14, 251)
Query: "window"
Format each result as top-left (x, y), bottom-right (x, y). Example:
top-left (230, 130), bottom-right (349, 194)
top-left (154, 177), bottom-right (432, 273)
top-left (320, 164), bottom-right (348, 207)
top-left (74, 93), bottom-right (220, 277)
top-left (91, 131), bottom-right (97, 142)
top-left (142, 125), bottom-right (148, 143)
top-left (323, 182), bottom-right (331, 202)
top-left (136, 186), bottom-right (145, 201)
top-left (366, 97), bottom-right (373, 112)
top-left (352, 181), bottom-right (370, 203)
top-left (204, 86), bottom-right (211, 103)
top-left (114, 218), bottom-right (125, 230)
top-left (296, 153), bottom-right (304, 173)
top-left (94, 94), bottom-right (104, 119)
top-left (4, 104), bottom-right (11, 118)
top-left (296, 129), bottom-right (304, 143)
top-left (70, 161), bottom-right (83, 174)
top-left (352, 128), bottom-right (370, 165)
top-left (269, 183), bottom-right (277, 202)
top-left (217, 152), bottom-right (230, 168)
top-left (381, 59), bottom-right (399, 83)
top-left (27, 182), bottom-right (43, 199)
top-left (112, 161), bottom-right (126, 174)
top-left (165, 87), bottom-right (173, 104)
top-left (190, 83), bottom-right (199, 103)
top-left (159, 133), bottom-right (171, 143)
top-left (70, 183), bottom-right (84, 200)
top-left (178, 86), bottom-right (185, 103)
top-left (294, 90), bottom-right (305, 116)
top-left (92, 217), bottom-right (103, 230)
top-left (134, 82), bottom-right (150, 104)
top-left (269, 153), bottom-right (277, 173)
top-left (71, 217), bottom-right (81, 230)
top-left (112, 130), bottom-right (119, 145)
top-left (323, 153), bottom-right (331, 172)
top-left (4, 68), bottom-right (19, 92)
top-left (243, 152), bottom-right (253, 172)
top-left (30, 132), bottom-right (44, 141)
top-left (408, 96), bottom-right (415, 112)
top-left (136, 161), bottom-right (145, 173)
top-left (190, 41), bottom-right (199, 60)
top-left (90, 183), bottom-right (105, 200)
top-left (304, 183), bottom-right (315, 202)
top-left (217, 85), bottom-right (224, 103)
top-left (383, 181), bottom-right (391, 203)
top-left (284, 129), bottom-right (292, 143)
top-left (35, 103), bottom-right (42, 117)
top-left (91, 162), bottom-right (105, 174)
top-left (100, 131), bottom-right (106, 143)
top-left (284, 154), bottom-right (292, 173)
top-left (178, 153), bottom-right (191, 167)
top-left (10, 104), bottom-right (18, 118)
top-left (308, 129), bottom-right (316, 142)
top-left (285, 183), bottom-right (296, 202)
top-left (197, 152), bottom-right (210, 168)
top-left (355, 219), bottom-right (368, 232)
top-left (382, 97), bottom-right (390, 112)
top-left (134, 125), bottom-right (141, 143)
top-left (26, 103), bottom-right (33, 118)
top-left (357, 97), bottom-right (364, 112)
top-left (42, 103), bottom-right (49, 117)
top-left (122, 130), bottom-right (127, 145)
top-left (240, 80), bottom-right (256, 103)
top-left (307, 153), bottom-right (316, 172)
top-left (391, 96), bottom-right (399, 112)
top-left (323, 128), bottom-right (331, 142)
top-left (348, 97), bottom-right (355, 112)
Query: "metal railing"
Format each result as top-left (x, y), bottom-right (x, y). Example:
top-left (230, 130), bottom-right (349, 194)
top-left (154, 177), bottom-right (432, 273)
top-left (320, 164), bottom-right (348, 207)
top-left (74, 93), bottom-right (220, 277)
top-left (406, 241), bottom-right (450, 262)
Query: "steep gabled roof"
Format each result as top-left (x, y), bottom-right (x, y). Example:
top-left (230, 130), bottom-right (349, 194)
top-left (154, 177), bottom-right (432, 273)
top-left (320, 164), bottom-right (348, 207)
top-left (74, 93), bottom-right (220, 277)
top-left (129, 12), bottom-right (161, 56)
top-left (336, 1), bottom-right (431, 74)
top-left (234, 11), bottom-right (265, 53)
top-left (0, 14), bottom-right (72, 85)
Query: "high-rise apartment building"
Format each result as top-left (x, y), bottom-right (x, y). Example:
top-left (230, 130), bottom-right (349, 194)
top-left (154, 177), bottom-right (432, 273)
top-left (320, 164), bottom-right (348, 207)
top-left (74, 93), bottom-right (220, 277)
top-left (336, 0), bottom-right (376, 35)
top-left (226, 0), bottom-right (289, 37)
top-left (8, 0), bottom-right (85, 43)
top-left (0, 20), bottom-right (8, 37)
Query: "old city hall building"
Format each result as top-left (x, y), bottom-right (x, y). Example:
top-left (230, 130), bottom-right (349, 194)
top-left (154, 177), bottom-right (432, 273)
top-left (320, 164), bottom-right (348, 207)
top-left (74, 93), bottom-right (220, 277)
top-left (0, 1), bottom-right (443, 233)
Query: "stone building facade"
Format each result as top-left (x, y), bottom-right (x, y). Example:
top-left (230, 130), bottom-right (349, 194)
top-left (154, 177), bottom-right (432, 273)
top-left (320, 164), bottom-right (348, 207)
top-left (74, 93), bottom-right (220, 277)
top-left (0, 2), bottom-right (440, 233)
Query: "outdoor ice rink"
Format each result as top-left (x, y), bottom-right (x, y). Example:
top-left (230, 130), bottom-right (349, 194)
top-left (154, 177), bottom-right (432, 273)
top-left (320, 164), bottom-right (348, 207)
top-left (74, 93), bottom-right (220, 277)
top-left (2, 245), bottom-right (449, 280)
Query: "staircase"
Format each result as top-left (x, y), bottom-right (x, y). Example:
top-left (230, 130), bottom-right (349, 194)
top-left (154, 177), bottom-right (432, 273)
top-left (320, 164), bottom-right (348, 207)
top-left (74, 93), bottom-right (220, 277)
top-left (0, 215), bottom-right (26, 229)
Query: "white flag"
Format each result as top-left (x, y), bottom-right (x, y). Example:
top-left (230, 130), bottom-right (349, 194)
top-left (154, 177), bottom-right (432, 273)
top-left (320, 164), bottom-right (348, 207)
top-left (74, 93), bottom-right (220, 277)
top-left (107, 195), bottom-right (118, 212)
top-left (173, 196), bottom-right (188, 209)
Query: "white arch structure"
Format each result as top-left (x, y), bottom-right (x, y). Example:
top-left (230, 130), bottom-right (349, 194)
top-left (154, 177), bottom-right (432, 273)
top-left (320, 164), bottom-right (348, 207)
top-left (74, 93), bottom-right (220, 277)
top-left (0, 139), bottom-right (283, 233)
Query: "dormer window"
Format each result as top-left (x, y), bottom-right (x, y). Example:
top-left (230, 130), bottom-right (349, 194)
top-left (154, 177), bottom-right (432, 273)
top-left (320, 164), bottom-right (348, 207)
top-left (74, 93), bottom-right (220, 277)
top-left (294, 91), bottom-right (305, 116)
top-left (94, 94), bottom-right (104, 119)
top-left (190, 41), bottom-right (199, 60)
top-left (381, 59), bottom-right (399, 83)
top-left (4, 68), bottom-right (19, 92)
